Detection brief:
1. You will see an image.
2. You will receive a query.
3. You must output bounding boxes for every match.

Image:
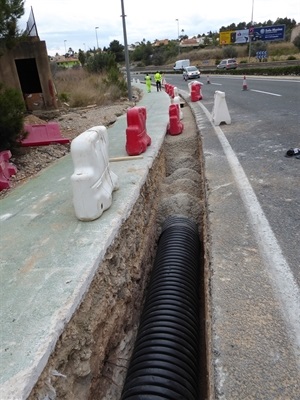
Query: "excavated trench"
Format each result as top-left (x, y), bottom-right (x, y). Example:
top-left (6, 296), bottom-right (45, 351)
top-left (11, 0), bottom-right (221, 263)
top-left (29, 103), bottom-right (210, 400)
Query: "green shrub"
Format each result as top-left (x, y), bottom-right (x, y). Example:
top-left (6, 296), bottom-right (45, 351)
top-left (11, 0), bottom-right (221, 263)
top-left (0, 84), bottom-right (25, 151)
top-left (293, 34), bottom-right (300, 51)
top-left (103, 67), bottom-right (128, 96)
top-left (287, 55), bottom-right (296, 60)
top-left (223, 45), bottom-right (238, 59)
top-left (59, 92), bottom-right (69, 103)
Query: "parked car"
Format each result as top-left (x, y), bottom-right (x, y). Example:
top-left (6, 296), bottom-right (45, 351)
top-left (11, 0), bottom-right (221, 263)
top-left (216, 58), bottom-right (238, 70)
top-left (182, 66), bottom-right (201, 80)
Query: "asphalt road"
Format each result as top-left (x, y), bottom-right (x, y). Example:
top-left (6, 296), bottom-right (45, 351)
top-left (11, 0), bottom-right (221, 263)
top-left (131, 73), bottom-right (300, 395)
top-left (175, 74), bottom-right (300, 395)
top-left (193, 75), bottom-right (300, 281)
top-left (138, 73), bottom-right (300, 285)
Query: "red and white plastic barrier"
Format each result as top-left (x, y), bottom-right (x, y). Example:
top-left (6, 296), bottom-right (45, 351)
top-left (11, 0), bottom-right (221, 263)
top-left (126, 106), bottom-right (151, 156)
top-left (22, 122), bottom-right (70, 146)
top-left (189, 81), bottom-right (203, 102)
top-left (0, 150), bottom-right (17, 190)
top-left (167, 104), bottom-right (184, 135)
top-left (173, 87), bottom-right (183, 120)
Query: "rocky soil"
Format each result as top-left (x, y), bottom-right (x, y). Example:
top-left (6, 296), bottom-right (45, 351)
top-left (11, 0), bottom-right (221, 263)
top-left (0, 90), bottom-right (142, 200)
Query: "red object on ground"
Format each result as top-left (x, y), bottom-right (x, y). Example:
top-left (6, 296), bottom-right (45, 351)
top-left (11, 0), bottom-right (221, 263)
top-left (165, 83), bottom-right (171, 96)
top-left (21, 122), bottom-right (70, 146)
top-left (0, 150), bottom-right (17, 190)
top-left (169, 85), bottom-right (175, 98)
top-left (190, 82), bottom-right (202, 102)
top-left (242, 76), bottom-right (248, 91)
top-left (167, 104), bottom-right (184, 135)
top-left (165, 83), bottom-right (175, 98)
top-left (125, 106), bottom-right (151, 156)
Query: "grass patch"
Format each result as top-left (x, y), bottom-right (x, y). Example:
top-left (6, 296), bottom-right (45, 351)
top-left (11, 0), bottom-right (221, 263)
top-left (53, 68), bottom-right (127, 108)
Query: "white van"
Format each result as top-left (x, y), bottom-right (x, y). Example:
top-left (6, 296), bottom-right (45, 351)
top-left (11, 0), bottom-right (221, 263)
top-left (173, 59), bottom-right (190, 71)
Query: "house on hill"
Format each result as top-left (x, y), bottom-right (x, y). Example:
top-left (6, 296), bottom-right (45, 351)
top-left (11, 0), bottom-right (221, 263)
top-left (153, 39), bottom-right (170, 46)
top-left (180, 37), bottom-right (206, 48)
top-left (54, 56), bottom-right (81, 69)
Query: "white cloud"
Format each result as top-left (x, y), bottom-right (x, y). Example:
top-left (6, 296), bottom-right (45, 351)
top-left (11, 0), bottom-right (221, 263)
top-left (20, 0), bottom-right (300, 56)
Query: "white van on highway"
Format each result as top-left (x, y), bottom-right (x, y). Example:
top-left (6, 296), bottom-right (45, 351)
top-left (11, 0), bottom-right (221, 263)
top-left (173, 59), bottom-right (190, 71)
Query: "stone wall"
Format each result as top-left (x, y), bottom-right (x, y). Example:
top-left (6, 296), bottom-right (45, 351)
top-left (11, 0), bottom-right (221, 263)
top-left (0, 39), bottom-right (58, 110)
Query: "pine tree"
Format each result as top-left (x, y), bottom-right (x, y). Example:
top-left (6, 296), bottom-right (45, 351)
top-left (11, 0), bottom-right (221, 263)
top-left (0, 0), bottom-right (25, 49)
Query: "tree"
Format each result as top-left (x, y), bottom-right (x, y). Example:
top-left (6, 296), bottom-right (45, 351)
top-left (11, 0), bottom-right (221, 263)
top-left (293, 34), bottom-right (300, 51)
top-left (85, 51), bottom-right (117, 74)
top-left (107, 40), bottom-right (125, 63)
top-left (0, 83), bottom-right (25, 150)
top-left (78, 49), bottom-right (86, 66)
top-left (223, 45), bottom-right (238, 58)
top-left (275, 17), bottom-right (297, 41)
top-left (0, 0), bottom-right (25, 50)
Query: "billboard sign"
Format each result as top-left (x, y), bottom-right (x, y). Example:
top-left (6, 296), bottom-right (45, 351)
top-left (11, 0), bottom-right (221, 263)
top-left (250, 25), bottom-right (285, 41)
top-left (231, 29), bottom-right (250, 44)
top-left (219, 31), bottom-right (234, 45)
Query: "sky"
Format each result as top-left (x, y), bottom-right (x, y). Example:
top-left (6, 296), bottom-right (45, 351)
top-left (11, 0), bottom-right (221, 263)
top-left (19, 0), bottom-right (300, 56)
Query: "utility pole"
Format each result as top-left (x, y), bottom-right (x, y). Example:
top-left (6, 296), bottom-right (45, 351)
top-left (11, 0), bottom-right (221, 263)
top-left (120, 0), bottom-right (132, 101)
top-left (248, 0), bottom-right (254, 61)
top-left (176, 19), bottom-right (180, 55)
top-left (95, 27), bottom-right (99, 50)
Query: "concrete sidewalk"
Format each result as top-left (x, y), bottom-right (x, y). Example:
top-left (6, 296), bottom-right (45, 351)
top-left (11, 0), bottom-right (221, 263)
top-left (0, 83), bottom-right (171, 399)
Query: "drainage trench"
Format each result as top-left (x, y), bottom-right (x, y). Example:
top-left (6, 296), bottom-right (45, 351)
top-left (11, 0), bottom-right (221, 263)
top-left (121, 215), bottom-right (203, 400)
top-left (28, 102), bottom-right (209, 400)
top-left (120, 102), bottom-right (208, 399)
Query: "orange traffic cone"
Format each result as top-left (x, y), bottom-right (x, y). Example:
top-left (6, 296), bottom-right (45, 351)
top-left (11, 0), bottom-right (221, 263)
top-left (242, 76), bottom-right (248, 91)
top-left (207, 75), bottom-right (211, 84)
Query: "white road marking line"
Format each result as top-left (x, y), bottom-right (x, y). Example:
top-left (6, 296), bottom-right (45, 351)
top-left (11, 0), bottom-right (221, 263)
top-left (197, 100), bottom-right (300, 370)
top-left (250, 89), bottom-right (282, 96)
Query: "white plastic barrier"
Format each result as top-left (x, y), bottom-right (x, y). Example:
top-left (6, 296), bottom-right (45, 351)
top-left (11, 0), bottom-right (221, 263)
top-left (173, 87), bottom-right (183, 120)
top-left (70, 126), bottom-right (119, 221)
top-left (211, 91), bottom-right (231, 126)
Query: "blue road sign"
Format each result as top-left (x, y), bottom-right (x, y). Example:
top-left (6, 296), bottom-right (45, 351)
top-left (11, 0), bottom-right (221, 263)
top-left (256, 51), bottom-right (268, 59)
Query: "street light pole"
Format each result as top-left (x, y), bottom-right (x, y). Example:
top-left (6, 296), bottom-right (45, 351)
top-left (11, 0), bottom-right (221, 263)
top-left (176, 19), bottom-right (180, 55)
top-left (248, 0), bottom-right (254, 61)
top-left (95, 27), bottom-right (99, 50)
top-left (120, 0), bottom-right (132, 101)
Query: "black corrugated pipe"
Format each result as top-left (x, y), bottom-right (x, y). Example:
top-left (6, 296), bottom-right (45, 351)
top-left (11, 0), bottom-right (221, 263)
top-left (121, 215), bottom-right (201, 400)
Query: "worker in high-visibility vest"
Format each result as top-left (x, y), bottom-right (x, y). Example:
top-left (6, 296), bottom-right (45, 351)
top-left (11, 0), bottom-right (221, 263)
top-left (145, 73), bottom-right (152, 93)
top-left (154, 71), bottom-right (162, 92)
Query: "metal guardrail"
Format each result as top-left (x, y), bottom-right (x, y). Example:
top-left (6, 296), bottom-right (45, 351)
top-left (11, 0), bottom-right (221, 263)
top-left (129, 60), bottom-right (300, 74)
